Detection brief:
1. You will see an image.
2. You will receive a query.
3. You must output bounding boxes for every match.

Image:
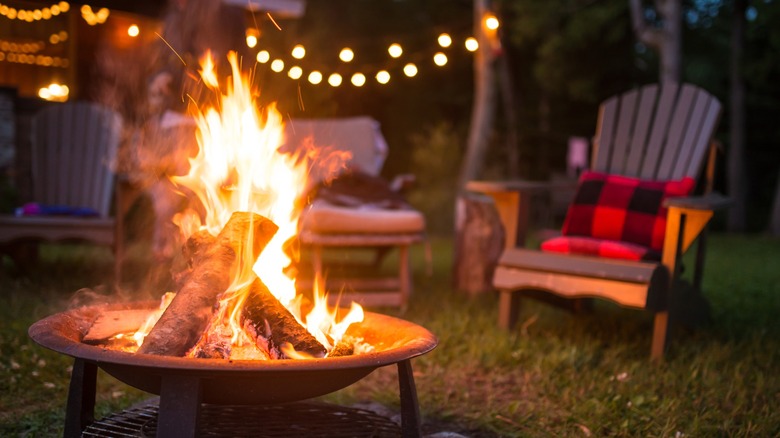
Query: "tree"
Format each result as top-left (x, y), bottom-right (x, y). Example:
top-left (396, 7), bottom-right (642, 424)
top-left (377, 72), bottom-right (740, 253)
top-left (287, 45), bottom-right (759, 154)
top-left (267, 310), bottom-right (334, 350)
top-left (728, 0), bottom-right (748, 232)
top-left (458, 0), bottom-right (500, 190)
top-left (629, 0), bottom-right (682, 83)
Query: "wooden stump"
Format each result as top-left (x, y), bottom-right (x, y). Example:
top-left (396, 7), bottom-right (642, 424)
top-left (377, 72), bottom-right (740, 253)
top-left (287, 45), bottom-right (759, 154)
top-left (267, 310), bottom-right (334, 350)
top-left (453, 193), bottom-right (505, 296)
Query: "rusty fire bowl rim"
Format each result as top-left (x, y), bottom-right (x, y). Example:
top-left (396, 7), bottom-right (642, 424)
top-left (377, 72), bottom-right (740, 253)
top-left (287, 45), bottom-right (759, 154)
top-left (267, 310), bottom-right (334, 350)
top-left (28, 300), bottom-right (438, 372)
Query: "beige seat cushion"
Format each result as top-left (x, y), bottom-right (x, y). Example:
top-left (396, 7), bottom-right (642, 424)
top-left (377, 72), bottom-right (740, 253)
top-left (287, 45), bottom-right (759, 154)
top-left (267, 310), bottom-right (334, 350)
top-left (300, 200), bottom-right (425, 234)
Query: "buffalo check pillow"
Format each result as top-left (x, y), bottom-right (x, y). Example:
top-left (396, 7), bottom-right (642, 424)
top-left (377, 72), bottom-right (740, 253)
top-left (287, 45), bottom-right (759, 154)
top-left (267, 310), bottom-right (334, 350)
top-left (542, 171), bottom-right (695, 259)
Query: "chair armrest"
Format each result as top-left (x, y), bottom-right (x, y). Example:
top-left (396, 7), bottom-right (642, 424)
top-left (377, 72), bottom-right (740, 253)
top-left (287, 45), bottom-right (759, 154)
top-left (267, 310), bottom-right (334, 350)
top-left (466, 179), bottom-right (578, 249)
top-left (663, 192), bottom-right (732, 211)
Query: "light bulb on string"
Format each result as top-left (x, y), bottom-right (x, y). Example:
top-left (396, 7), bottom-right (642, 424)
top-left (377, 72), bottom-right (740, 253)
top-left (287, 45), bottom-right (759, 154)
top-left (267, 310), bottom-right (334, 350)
top-left (256, 50), bottom-right (270, 63)
top-left (328, 73), bottom-right (342, 87)
top-left (339, 48), bottom-right (354, 62)
top-left (465, 37), bottom-right (479, 52)
top-left (388, 43), bottom-right (403, 58)
top-left (434, 52), bottom-right (448, 66)
top-left (308, 71), bottom-right (323, 84)
top-left (351, 73), bottom-right (366, 87)
top-left (291, 44), bottom-right (305, 59)
top-left (485, 14), bottom-right (499, 30)
top-left (438, 33), bottom-right (452, 48)
top-left (403, 63), bottom-right (417, 77)
top-left (376, 70), bottom-right (390, 84)
top-left (270, 59), bottom-right (284, 72)
top-left (288, 66), bottom-right (303, 79)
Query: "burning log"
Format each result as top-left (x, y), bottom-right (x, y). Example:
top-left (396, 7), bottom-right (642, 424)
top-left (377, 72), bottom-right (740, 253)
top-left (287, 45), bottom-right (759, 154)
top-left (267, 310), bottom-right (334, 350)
top-left (241, 278), bottom-right (327, 358)
top-left (138, 212), bottom-right (278, 356)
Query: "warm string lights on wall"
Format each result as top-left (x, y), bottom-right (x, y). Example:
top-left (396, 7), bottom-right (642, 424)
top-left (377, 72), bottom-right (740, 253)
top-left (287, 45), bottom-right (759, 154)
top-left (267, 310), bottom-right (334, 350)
top-left (0, 1), bottom-right (70, 21)
top-left (80, 4), bottom-right (109, 26)
top-left (251, 27), bottom-right (487, 88)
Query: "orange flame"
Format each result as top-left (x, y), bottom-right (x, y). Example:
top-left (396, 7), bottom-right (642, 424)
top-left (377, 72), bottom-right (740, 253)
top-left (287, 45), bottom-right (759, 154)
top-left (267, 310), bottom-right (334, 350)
top-left (168, 51), bottom-right (360, 359)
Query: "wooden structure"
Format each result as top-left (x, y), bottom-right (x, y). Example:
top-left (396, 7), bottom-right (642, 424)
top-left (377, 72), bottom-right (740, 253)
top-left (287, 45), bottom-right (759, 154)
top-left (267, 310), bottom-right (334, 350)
top-left (468, 83), bottom-right (730, 360)
top-left (0, 101), bottom-right (123, 279)
top-left (289, 117), bottom-right (426, 310)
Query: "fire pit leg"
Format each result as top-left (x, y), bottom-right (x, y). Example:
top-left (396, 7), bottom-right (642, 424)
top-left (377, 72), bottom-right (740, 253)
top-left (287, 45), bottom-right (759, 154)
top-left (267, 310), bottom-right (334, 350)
top-left (397, 359), bottom-right (422, 437)
top-left (157, 374), bottom-right (203, 437)
top-left (64, 358), bottom-right (97, 438)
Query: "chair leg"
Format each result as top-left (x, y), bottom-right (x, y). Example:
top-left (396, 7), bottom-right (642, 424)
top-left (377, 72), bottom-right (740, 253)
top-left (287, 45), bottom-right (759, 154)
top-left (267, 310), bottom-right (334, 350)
top-left (651, 311), bottom-right (669, 361)
top-left (498, 290), bottom-right (521, 330)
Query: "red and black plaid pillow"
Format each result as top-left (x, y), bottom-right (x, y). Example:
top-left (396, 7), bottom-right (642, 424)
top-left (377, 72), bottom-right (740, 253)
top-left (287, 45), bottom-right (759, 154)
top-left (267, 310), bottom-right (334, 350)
top-left (558, 171), bottom-right (695, 252)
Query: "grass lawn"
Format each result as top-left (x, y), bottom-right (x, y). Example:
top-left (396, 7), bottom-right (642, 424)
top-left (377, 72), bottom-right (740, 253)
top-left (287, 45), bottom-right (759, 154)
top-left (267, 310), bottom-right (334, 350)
top-left (1, 233), bottom-right (778, 436)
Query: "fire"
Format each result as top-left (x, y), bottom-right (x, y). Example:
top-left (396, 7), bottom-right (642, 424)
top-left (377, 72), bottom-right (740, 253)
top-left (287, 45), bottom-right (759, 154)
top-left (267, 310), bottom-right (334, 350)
top-left (141, 51), bottom-right (362, 359)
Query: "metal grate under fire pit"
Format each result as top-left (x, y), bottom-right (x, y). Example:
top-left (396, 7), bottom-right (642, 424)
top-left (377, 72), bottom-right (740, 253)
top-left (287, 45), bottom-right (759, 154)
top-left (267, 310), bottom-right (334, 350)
top-left (83, 401), bottom-right (401, 437)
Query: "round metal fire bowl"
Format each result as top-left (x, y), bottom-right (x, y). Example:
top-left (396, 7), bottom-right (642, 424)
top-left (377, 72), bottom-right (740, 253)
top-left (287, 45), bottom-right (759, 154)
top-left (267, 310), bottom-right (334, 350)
top-left (29, 301), bottom-right (437, 405)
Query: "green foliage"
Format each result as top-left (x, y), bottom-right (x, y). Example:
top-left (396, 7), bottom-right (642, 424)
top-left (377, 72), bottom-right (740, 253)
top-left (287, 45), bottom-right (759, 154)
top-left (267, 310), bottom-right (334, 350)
top-left (406, 122), bottom-right (464, 236)
top-left (502, 0), bottom-right (638, 103)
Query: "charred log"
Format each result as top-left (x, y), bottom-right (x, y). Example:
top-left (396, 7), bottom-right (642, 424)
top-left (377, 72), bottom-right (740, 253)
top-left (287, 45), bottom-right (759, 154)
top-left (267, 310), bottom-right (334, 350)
top-left (328, 339), bottom-right (354, 358)
top-left (138, 212), bottom-right (278, 356)
top-left (241, 279), bottom-right (327, 358)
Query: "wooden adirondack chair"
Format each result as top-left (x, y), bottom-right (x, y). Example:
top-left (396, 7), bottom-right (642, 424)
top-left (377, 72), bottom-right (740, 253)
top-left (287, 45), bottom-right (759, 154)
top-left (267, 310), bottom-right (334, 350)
top-left (467, 83), bottom-right (730, 360)
top-left (288, 117), bottom-right (427, 310)
top-left (0, 101), bottom-right (123, 279)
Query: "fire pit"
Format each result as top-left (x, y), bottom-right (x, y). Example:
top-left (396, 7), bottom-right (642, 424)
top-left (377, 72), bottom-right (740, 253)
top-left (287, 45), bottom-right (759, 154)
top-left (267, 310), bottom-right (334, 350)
top-left (29, 301), bottom-right (437, 437)
top-left (27, 50), bottom-right (439, 437)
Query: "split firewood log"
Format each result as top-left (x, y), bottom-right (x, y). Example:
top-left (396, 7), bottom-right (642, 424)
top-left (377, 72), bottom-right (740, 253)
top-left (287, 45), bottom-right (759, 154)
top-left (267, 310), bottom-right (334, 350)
top-left (138, 212), bottom-right (278, 356)
top-left (241, 278), bottom-right (327, 358)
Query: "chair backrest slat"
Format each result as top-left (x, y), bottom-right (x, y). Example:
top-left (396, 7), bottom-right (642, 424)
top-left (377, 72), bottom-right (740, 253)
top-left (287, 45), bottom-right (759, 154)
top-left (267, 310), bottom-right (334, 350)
top-left (592, 83), bottom-right (721, 185)
top-left (683, 96), bottom-right (722, 178)
top-left (608, 88), bottom-right (639, 172)
top-left (592, 96), bottom-right (619, 172)
top-left (624, 84), bottom-right (660, 176)
top-left (636, 83), bottom-right (679, 179)
top-left (656, 85), bottom-right (698, 179)
top-left (31, 102), bottom-right (122, 217)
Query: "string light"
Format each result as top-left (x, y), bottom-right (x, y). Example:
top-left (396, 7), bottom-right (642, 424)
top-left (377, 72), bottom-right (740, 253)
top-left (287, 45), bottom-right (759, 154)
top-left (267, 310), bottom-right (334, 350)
top-left (127, 24), bottom-right (139, 37)
top-left (291, 44), bottom-right (305, 59)
top-left (288, 65), bottom-right (302, 79)
top-left (485, 14), bottom-right (499, 30)
top-left (339, 48), bottom-right (354, 62)
top-left (376, 70), bottom-right (390, 84)
top-left (246, 29), bottom-right (259, 48)
top-left (437, 33), bottom-right (452, 48)
top-left (308, 70), bottom-right (322, 84)
top-left (351, 73), bottom-right (366, 87)
top-left (403, 63), bottom-right (417, 77)
top-left (270, 59), bottom-right (284, 72)
top-left (465, 37), bottom-right (479, 52)
top-left (246, 27), bottom-right (486, 88)
top-left (1, 1), bottom-right (69, 21)
top-left (433, 52), bottom-right (447, 66)
top-left (388, 43), bottom-right (403, 58)
top-left (38, 83), bottom-right (69, 101)
top-left (328, 73), bottom-right (342, 87)
top-left (81, 5), bottom-right (109, 26)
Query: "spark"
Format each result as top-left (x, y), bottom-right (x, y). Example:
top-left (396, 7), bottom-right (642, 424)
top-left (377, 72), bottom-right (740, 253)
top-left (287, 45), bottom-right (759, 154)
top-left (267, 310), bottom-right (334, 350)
top-left (267, 12), bottom-right (281, 31)
top-left (155, 32), bottom-right (186, 66)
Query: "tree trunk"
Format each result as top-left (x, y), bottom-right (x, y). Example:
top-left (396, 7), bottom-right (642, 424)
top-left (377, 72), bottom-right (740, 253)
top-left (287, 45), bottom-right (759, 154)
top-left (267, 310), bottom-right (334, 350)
top-left (459, 0), bottom-right (499, 190)
top-left (453, 194), bottom-right (505, 295)
top-left (497, 48), bottom-right (520, 178)
top-left (628, 0), bottom-right (682, 84)
top-left (728, 0), bottom-right (748, 232)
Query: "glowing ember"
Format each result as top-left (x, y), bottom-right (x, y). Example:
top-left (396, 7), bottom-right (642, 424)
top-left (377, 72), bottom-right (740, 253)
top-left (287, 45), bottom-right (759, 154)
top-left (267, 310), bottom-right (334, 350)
top-left (121, 51), bottom-right (362, 359)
